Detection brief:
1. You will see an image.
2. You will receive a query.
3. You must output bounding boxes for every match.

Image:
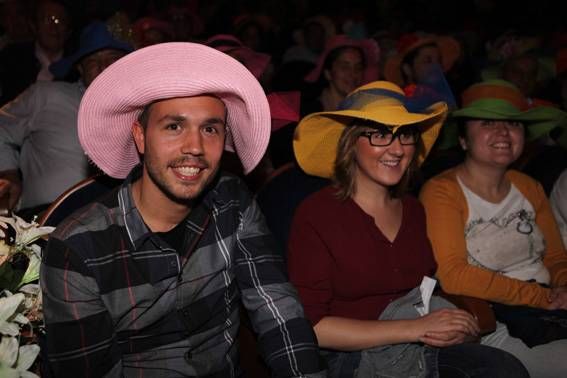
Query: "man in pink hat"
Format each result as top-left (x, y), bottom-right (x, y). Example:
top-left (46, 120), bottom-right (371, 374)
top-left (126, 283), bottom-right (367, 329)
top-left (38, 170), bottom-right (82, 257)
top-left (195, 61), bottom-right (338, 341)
top-left (40, 42), bottom-right (325, 377)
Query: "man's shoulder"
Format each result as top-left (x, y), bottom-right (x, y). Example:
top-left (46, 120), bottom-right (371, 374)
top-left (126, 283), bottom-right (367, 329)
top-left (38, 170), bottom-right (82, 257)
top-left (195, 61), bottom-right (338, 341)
top-left (209, 172), bottom-right (253, 205)
top-left (51, 187), bottom-right (121, 242)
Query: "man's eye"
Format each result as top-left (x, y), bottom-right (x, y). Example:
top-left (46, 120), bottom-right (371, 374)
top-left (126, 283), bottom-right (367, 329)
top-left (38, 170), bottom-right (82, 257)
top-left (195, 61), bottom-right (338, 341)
top-left (166, 123), bottom-right (180, 130)
top-left (203, 125), bottom-right (219, 135)
top-left (480, 120), bottom-right (495, 127)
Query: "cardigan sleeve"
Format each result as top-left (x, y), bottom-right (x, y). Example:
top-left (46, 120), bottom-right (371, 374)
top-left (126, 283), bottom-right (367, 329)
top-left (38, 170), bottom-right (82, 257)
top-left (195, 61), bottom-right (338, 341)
top-left (287, 204), bottom-right (333, 326)
top-left (419, 170), bottom-right (552, 308)
top-left (509, 171), bottom-right (567, 287)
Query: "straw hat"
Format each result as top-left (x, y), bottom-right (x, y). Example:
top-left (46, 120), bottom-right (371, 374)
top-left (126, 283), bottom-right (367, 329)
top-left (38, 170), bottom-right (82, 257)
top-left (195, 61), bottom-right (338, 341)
top-left (293, 81), bottom-right (448, 178)
top-left (451, 79), bottom-right (567, 145)
top-left (78, 42), bottom-right (271, 178)
top-left (384, 33), bottom-right (460, 87)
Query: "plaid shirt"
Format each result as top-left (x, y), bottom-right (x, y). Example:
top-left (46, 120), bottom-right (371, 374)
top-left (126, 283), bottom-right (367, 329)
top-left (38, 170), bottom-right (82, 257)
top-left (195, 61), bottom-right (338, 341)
top-left (41, 167), bottom-right (325, 377)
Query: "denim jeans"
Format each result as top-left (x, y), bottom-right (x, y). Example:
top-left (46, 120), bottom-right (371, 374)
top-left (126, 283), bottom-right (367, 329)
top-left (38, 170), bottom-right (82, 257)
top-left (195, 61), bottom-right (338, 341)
top-left (437, 343), bottom-right (529, 378)
top-left (321, 343), bottom-right (529, 378)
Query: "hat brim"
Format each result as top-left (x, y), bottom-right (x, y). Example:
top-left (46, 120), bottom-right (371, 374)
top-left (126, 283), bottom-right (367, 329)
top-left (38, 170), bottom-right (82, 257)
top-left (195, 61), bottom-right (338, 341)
top-left (293, 101), bottom-right (447, 178)
top-left (78, 42), bottom-right (271, 178)
top-left (384, 36), bottom-right (460, 86)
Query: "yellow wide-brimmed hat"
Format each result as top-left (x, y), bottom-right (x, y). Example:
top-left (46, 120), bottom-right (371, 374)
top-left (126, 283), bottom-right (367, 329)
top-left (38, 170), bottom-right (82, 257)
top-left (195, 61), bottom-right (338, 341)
top-left (293, 81), bottom-right (448, 178)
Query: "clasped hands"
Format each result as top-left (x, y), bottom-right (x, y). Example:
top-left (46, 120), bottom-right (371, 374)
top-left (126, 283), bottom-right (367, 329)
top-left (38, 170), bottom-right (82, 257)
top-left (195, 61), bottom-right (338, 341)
top-left (416, 308), bottom-right (480, 348)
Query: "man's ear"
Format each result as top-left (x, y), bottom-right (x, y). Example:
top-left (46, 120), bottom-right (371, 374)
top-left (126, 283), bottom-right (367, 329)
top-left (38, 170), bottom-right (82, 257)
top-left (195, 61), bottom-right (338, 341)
top-left (323, 68), bottom-right (332, 82)
top-left (458, 136), bottom-right (467, 151)
top-left (132, 121), bottom-right (145, 154)
top-left (401, 63), bottom-right (413, 84)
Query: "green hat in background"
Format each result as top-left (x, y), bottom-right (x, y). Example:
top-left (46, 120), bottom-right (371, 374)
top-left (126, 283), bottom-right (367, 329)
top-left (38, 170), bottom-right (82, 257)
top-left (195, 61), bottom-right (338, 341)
top-left (440, 80), bottom-right (567, 149)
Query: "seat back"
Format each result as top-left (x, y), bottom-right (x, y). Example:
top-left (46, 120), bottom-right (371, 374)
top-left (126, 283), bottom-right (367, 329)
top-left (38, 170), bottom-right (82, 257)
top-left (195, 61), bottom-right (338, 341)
top-left (38, 175), bottom-right (122, 227)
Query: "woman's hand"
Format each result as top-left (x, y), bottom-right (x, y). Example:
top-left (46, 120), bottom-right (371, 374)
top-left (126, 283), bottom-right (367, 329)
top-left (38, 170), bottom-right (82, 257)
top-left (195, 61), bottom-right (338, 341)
top-left (547, 286), bottom-right (567, 310)
top-left (415, 308), bottom-right (480, 347)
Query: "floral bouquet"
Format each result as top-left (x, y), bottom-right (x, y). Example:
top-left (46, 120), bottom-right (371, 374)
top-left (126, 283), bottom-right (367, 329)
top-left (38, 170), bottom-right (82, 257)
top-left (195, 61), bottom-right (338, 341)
top-left (0, 214), bottom-right (54, 377)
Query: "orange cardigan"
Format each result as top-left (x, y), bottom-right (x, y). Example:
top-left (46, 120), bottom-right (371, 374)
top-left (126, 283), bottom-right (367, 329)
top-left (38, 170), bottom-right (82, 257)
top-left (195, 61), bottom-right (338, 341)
top-left (420, 168), bottom-right (567, 308)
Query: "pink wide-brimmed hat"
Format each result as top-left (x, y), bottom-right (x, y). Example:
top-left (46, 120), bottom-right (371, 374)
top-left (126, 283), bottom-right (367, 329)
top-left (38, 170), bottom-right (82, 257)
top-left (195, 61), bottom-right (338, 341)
top-left (78, 42), bottom-right (271, 178)
top-left (205, 34), bottom-right (271, 79)
top-left (304, 34), bottom-right (380, 83)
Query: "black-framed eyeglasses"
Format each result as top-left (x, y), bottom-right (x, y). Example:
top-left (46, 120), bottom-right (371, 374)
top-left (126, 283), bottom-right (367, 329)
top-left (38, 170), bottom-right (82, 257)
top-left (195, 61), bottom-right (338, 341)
top-left (358, 125), bottom-right (420, 147)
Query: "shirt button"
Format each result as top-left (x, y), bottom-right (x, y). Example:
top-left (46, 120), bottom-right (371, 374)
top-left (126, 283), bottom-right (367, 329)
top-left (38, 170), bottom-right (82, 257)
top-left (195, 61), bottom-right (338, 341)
top-left (185, 351), bottom-right (192, 362)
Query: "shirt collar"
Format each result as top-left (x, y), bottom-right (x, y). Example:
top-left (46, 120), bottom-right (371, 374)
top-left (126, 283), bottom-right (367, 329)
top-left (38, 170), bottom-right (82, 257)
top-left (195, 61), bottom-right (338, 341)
top-left (118, 165), bottom-right (221, 250)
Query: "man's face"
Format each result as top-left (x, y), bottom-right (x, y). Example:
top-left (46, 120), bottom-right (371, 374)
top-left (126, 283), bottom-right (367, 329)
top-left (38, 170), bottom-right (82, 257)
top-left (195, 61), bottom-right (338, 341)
top-left (132, 96), bottom-right (226, 205)
top-left (34, 1), bottom-right (71, 53)
top-left (78, 49), bottom-right (127, 87)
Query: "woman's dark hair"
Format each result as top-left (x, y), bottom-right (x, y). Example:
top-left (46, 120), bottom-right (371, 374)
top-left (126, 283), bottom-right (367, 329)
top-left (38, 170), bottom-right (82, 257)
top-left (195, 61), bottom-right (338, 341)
top-left (322, 45), bottom-right (366, 73)
top-left (333, 120), bottom-right (423, 200)
top-left (457, 118), bottom-right (529, 143)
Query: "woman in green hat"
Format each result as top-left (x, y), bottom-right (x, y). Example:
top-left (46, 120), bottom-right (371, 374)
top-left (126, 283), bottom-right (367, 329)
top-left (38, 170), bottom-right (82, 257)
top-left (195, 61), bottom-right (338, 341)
top-left (288, 80), bottom-right (528, 378)
top-left (420, 79), bottom-right (567, 378)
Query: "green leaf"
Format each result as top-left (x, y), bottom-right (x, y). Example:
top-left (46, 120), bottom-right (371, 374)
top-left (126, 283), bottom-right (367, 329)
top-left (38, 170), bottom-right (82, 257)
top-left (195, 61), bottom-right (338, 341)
top-left (0, 365), bottom-right (19, 378)
top-left (16, 255), bottom-right (40, 289)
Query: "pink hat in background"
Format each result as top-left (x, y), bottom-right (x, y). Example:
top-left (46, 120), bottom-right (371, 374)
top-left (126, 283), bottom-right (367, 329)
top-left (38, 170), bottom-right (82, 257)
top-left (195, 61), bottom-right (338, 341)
top-left (205, 34), bottom-right (271, 79)
top-left (267, 91), bottom-right (301, 132)
top-left (78, 42), bottom-right (271, 178)
top-left (304, 34), bottom-right (380, 83)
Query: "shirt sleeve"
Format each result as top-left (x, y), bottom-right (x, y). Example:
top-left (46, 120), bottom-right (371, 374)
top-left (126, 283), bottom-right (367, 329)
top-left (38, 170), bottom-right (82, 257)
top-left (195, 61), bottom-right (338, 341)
top-left (0, 84), bottom-right (41, 171)
top-left (287, 204), bottom-right (333, 326)
top-left (235, 197), bottom-right (326, 377)
top-left (41, 236), bottom-right (124, 377)
top-left (419, 173), bottom-right (552, 308)
top-left (550, 170), bottom-right (567, 248)
top-left (527, 175), bottom-right (567, 287)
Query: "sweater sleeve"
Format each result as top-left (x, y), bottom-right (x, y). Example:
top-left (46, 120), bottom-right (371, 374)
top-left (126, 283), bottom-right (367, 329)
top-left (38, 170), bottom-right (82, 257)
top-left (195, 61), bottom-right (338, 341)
top-left (419, 171), bottom-right (551, 308)
top-left (511, 171), bottom-right (567, 287)
top-left (287, 203), bottom-right (333, 326)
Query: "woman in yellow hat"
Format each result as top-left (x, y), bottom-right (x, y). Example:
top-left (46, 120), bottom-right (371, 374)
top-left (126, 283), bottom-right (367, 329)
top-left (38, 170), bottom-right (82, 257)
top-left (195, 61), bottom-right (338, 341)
top-left (288, 81), bottom-right (528, 377)
top-left (420, 80), bottom-right (567, 378)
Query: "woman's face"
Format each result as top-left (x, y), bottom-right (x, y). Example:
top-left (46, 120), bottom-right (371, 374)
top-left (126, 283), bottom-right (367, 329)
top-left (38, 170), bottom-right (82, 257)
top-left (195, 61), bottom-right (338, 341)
top-left (324, 47), bottom-right (365, 97)
top-left (353, 126), bottom-right (416, 190)
top-left (460, 119), bottom-right (525, 169)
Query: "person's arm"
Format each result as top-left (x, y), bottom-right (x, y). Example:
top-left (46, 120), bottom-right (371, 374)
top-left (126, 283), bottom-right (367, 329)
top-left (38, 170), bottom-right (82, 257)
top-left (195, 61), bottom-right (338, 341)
top-left (41, 235), bottom-right (123, 377)
top-left (0, 83), bottom-right (42, 209)
top-left (0, 169), bottom-right (21, 210)
top-left (529, 177), bottom-right (567, 286)
top-left (550, 170), bottom-right (567, 247)
top-left (419, 174), bottom-right (552, 308)
top-left (314, 309), bottom-right (479, 351)
top-left (235, 198), bottom-right (325, 377)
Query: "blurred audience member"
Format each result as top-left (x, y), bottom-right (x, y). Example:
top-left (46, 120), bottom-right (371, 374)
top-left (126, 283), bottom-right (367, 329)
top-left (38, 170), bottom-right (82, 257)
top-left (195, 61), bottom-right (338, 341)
top-left (550, 168), bottom-right (567, 248)
top-left (302, 34), bottom-right (379, 114)
top-left (383, 33), bottom-right (460, 92)
top-left (0, 0), bottom-right (73, 105)
top-left (0, 21), bottom-right (132, 218)
top-left (132, 16), bottom-right (173, 48)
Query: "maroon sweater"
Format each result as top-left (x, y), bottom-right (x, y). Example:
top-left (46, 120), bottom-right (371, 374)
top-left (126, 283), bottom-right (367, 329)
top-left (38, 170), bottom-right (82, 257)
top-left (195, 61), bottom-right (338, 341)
top-left (288, 186), bottom-right (437, 325)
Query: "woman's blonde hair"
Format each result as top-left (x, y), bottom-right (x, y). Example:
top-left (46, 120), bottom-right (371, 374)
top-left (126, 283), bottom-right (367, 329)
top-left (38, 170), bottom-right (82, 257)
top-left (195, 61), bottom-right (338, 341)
top-left (332, 120), bottom-right (423, 200)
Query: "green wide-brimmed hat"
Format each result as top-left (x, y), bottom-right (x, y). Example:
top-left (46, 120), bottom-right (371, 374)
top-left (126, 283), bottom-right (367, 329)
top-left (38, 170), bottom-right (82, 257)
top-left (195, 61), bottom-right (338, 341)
top-left (446, 80), bottom-right (567, 148)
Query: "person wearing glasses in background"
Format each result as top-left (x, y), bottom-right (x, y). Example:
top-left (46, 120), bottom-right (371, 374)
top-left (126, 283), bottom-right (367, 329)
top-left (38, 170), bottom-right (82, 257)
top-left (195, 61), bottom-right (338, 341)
top-left (287, 81), bottom-right (529, 377)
